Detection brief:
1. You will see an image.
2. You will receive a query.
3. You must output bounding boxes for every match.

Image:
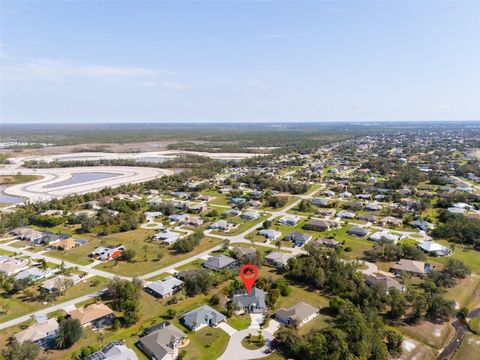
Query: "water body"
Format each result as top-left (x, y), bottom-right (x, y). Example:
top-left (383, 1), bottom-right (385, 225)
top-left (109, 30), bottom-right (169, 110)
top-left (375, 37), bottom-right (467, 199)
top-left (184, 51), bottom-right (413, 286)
top-left (0, 185), bottom-right (24, 204)
top-left (136, 156), bottom-right (170, 163)
top-left (45, 172), bottom-right (119, 188)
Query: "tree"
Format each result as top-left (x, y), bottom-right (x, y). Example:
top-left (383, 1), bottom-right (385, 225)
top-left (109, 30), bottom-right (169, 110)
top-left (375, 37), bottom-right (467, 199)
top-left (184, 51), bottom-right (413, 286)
top-left (427, 295), bottom-right (456, 322)
top-left (57, 318), bottom-right (82, 349)
top-left (263, 220), bottom-right (272, 229)
top-left (2, 339), bottom-right (40, 360)
top-left (143, 245), bottom-right (149, 262)
top-left (121, 249), bottom-right (136, 262)
top-left (385, 328), bottom-right (403, 357)
top-left (388, 288), bottom-right (407, 319)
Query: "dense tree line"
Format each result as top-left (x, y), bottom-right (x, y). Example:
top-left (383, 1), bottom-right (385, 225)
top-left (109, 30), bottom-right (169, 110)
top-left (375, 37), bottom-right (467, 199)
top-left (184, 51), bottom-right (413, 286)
top-left (433, 211), bottom-right (480, 248)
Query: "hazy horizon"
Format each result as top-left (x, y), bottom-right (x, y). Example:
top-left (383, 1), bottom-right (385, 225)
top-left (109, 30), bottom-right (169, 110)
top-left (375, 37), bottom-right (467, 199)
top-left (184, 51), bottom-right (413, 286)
top-left (1, 1), bottom-right (479, 124)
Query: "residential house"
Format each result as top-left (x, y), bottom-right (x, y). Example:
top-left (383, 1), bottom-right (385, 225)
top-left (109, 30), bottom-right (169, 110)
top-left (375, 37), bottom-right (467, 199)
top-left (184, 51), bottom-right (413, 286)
top-left (242, 211), bottom-right (260, 221)
top-left (391, 259), bottom-right (429, 276)
top-left (337, 210), bottom-right (356, 219)
top-left (145, 276), bottom-right (184, 298)
top-left (232, 287), bottom-right (267, 314)
top-left (365, 203), bottom-right (382, 211)
top-left (90, 246), bottom-right (126, 261)
top-left (314, 238), bottom-right (340, 248)
top-left (154, 230), bottom-right (182, 245)
top-left (275, 302), bottom-right (319, 327)
top-left (369, 231), bottom-right (400, 244)
top-left (379, 216), bottom-right (403, 227)
top-left (85, 341), bottom-right (138, 360)
top-left (0, 259), bottom-right (30, 276)
top-left (203, 255), bottom-right (237, 271)
top-left (365, 273), bottom-right (405, 294)
top-left (359, 214), bottom-right (378, 223)
top-left (348, 226), bottom-right (369, 237)
top-left (15, 267), bottom-right (56, 282)
top-left (277, 215), bottom-right (301, 226)
top-left (182, 305), bottom-right (226, 331)
top-left (14, 318), bottom-right (59, 349)
top-left (138, 323), bottom-right (187, 360)
top-left (231, 247), bottom-right (257, 259)
top-left (265, 251), bottom-right (293, 268)
top-left (317, 208), bottom-right (336, 217)
top-left (303, 219), bottom-right (339, 232)
top-left (411, 220), bottom-right (435, 231)
top-left (168, 214), bottom-right (189, 224)
top-left (311, 198), bottom-right (330, 207)
top-left (259, 229), bottom-right (281, 241)
top-left (249, 200), bottom-right (262, 208)
top-left (10, 227), bottom-right (44, 242)
top-left (40, 274), bottom-right (84, 293)
top-left (339, 191), bottom-right (352, 199)
top-left (69, 303), bottom-right (115, 328)
top-left (187, 216), bottom-right (204, 227)
top-left (223, 209), bottom-right (241, 217)
top-left (418, 241), bottom-right (450, 256)
top-left (209, 220), bottom-right (230, 231)
top-left (50, 237), bottom-right (78, 250)
top-left (284, 231), bottom-right (312, 246)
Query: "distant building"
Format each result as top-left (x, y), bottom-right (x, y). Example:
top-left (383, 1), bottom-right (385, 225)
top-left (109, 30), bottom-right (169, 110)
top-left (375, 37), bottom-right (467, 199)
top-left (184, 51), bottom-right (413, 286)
top-left (264, 251), bottom-right (293, 268)
top-left (365, 273), bottom-right (405, 294)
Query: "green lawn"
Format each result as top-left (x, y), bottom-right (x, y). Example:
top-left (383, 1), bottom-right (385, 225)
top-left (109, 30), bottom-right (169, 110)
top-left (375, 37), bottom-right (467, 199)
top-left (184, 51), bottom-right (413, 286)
top-left (430, 240), bottom-right (480, 275)
top-left (0, 276), bottom-right (108, 324)
top-left (212, 214), bottom-right (270, 237)
top-left (96, 236), bottom-right (222, 276)
top-left (228, 313), bottom-right (251, 330)
top-left (453, 334), bottom-right (480, 360)
top-left (469, 316), bottom-right (480, 335)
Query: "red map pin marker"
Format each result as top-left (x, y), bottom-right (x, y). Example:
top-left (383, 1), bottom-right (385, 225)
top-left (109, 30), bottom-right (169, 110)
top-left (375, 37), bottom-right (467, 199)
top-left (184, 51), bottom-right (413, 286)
top-left (239, 264), bottom-right (259, 293)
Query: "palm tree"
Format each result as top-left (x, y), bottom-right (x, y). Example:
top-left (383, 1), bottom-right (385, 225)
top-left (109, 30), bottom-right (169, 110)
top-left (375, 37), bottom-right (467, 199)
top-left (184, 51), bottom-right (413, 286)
top-left (275, 240), bottom-right (282, 251)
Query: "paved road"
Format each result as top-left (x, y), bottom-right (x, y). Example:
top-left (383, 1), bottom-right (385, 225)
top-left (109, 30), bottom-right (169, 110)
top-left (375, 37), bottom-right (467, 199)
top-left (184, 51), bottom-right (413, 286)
top-left (437, 307), bottom-right (480, 360)
top-left (0, 242), bottom-right (126, 280)
top-left (0, 290), bottom-right (104, 330)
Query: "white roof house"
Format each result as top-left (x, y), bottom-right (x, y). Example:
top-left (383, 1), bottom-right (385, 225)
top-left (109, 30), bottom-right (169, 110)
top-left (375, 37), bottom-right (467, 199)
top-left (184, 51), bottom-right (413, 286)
top-left (154, 230), bottom-right (182, 245)
top-left (419, 241), bottom-right (450, 256)
top-left (277, 215), bottom-right (300, 226)
top-left (369, 231), bottom-right (400, 244)
top-left (145, 276), bottom-right (184, 298)
top-left (259, 229), bottom-right (281, 241)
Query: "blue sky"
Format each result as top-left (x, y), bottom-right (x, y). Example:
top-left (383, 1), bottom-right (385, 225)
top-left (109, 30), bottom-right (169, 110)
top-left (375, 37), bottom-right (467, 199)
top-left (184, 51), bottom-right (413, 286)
top-left (1, 1), bottom-right (479, 123)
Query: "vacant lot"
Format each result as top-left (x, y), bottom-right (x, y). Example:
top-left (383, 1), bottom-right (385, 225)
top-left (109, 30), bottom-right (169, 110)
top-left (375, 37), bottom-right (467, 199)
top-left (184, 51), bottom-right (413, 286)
top-left (398, 320), bottom-right (455, 350)
top-left (453, 334), bottom-right (480, 360)
top-left (0, 276), bottom-right (108, 324)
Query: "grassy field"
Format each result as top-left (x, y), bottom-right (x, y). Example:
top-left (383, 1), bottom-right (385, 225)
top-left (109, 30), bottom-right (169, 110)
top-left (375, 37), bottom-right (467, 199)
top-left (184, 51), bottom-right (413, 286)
top-left (0, 276), bottom-right (108, 324)
top-left (453, 334), bottom-right (480, 360)
top-left (95, 236), bottom-right (222, 276)
top-left (211, 214), bottom-right (270, 237)
top-left (469, 315), bottom-right (480, 335)
top-left (430, 240), bottom-right (480, 275)
top-left (444, 276), bottom-right (480, 310)
top-left (398, 321), bottom-right (455, 350)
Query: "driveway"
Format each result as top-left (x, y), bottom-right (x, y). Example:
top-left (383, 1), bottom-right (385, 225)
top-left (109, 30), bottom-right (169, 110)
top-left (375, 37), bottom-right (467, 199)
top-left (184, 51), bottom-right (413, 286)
top-left (218, 322), bottom-right (238, 336)
top-left (217, 317), bottom-right (280, 360)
